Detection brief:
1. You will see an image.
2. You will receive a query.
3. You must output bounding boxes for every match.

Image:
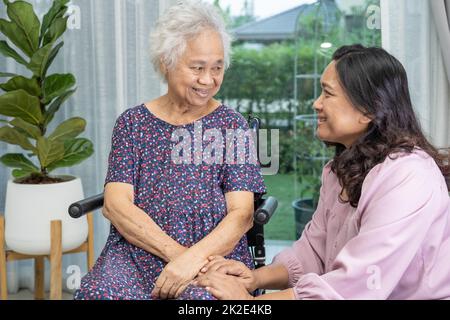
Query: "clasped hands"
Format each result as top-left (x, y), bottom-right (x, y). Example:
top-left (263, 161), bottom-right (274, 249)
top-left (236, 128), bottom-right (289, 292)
top-left (151, 253), bottom-right (257, 300)
top-left (194, 256), bottom-right (257, 300)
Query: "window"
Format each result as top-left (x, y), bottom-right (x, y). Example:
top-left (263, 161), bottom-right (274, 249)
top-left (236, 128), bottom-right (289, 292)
top-left (212, 0), bottom-right (381, 242)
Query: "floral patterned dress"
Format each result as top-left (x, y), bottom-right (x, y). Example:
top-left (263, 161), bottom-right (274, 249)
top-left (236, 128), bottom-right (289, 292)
top-left (74, 104), bottom-right (266, 300)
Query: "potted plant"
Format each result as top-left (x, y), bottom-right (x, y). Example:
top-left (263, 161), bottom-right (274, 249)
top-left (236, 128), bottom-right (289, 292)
top-left (293, 112), bottom-right (332, 239)
top-left (0, 0), bottom-right (94, 255)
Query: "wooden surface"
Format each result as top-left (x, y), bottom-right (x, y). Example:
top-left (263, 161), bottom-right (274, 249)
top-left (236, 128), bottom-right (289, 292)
top-left (87, 213), bottom-right (95, 270)
top-left (50, 220), bottom-right (62, 300)
top-left (34, 257), bottom-right (45, 300)
top-left (0, 216), bottom-right (7, 300)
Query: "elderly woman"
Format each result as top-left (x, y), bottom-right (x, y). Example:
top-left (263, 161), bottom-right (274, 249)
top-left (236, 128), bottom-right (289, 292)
top-left (74, 0), bottom-right (265, 300)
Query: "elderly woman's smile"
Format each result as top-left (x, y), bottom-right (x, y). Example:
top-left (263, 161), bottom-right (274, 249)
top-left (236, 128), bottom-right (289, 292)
top-left (192, 87), bottom-right (212, 98)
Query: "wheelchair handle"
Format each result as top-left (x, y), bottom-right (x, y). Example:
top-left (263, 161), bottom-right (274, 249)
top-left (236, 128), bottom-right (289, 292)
top-left (69, 193), bottom-right (278, 225)
top-left (254, 196), bottom-right (278, 225)
top-left (68, 193), bottom-right (104, 218)
top-left (248, 117), bottom-right (261, 133)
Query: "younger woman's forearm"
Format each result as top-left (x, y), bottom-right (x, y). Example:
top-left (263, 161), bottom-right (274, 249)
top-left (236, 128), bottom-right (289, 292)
top-left (253, 264), bottom-right (290, 290)
top-left (254, 289), bottom-right (296, 300)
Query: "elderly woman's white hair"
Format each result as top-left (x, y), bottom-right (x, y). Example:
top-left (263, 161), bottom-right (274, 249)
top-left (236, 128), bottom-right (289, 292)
top-left (150, 0), bottom-right (232, 79)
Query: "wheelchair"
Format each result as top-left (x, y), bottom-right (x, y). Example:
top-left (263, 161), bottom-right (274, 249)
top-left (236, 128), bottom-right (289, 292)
top-left (68, 115), bottom-right (278, 295)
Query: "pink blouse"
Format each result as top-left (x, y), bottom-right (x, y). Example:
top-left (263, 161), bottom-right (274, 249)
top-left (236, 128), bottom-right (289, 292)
top-left (273, 150), bottom-right (450, 299)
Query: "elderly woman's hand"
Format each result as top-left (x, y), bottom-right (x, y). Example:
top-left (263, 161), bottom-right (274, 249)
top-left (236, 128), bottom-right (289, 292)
top-left (200, 256), bottom-right (258, 293)
top-left (151, 251), bottom-right (208, 300)
top-left (194, 271), bottom-right (255, 300)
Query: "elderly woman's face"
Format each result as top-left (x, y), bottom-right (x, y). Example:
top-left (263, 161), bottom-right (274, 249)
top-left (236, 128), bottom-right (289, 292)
top-left (166, 29), bottom-right (225, 108)
top-left (313, 61), bottom-right (372, 148)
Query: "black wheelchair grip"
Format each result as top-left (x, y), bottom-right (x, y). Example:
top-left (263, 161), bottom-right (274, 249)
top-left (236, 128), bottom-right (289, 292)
top-left (248, 117), bottom-right (261, 132)
top-left (68, 193), bottom-right (104, 218)
top-left (254, 196), bottom-right (278, 225)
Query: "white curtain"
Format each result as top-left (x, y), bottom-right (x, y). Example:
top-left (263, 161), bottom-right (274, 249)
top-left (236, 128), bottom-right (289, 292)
top-left (430, 0), bottom-right (450, 84)
top-left (381, 0), bottom-right (450, 148)
top-left (0, 0), bottom-right (176, 295)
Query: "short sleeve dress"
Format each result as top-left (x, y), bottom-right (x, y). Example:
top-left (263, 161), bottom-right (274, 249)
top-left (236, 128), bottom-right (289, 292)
top-left (74, 104), bottom-right (266, 300)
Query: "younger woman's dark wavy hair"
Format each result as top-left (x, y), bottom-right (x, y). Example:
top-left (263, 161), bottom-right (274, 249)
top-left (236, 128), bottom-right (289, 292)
top-left (328, 44), bottom-right (449, 207)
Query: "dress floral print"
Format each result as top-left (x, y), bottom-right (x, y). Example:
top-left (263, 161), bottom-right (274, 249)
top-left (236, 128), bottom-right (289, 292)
top-left (74, 104), bottom-right (266, 300)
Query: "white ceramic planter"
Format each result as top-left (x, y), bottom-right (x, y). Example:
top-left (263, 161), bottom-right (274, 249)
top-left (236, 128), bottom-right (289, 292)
top-left (4, 176), bottom-right (88, 255)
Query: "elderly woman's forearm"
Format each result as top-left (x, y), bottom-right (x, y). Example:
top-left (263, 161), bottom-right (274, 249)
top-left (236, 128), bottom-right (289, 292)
top-left (187, 209), bottom-right (253, 260)
top-left (103, 202), bottom-right (184, 262)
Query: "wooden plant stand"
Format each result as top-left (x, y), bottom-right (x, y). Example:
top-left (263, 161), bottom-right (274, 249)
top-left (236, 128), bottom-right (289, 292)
top-left (0, 213), bottom-right (94, 300)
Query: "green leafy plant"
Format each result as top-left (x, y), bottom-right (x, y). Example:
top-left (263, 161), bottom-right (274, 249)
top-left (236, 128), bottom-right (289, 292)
top-left (0, 0), bottom-right (93, 183)
top-left (296, 139), bottom-right (329, 209)
top-left (295, 103), bottom-right (333, 209)
top-left (292, 111), bottom-right (332, 238)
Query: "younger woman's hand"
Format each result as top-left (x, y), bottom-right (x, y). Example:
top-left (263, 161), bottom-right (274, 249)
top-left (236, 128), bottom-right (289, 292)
top-left (194, 271), bottom-right (255, 300)
top-left (200, 256), bottom-right (258, 292)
